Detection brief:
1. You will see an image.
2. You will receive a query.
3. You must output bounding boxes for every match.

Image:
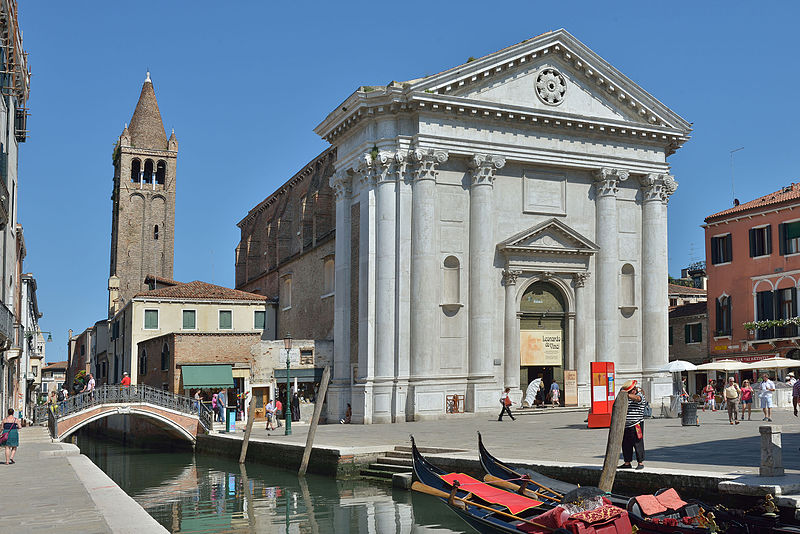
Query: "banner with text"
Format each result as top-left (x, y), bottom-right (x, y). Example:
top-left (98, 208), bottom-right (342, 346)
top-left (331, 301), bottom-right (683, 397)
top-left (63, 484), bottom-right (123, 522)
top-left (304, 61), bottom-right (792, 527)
top-left (520, 330), bottom-right (562, 366)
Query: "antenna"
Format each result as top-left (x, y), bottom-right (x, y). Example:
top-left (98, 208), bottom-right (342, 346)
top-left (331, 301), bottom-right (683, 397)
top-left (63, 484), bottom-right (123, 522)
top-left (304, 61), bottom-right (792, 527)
top-left (730, 147), bottom-right (745, 204)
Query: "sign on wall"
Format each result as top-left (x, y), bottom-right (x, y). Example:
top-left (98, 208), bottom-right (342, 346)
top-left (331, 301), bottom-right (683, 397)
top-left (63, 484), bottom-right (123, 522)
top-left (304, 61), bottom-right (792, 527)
top-left (564, 370), bottom-right (578, 406)
top-left (520, 330), bottom-right (562, 366)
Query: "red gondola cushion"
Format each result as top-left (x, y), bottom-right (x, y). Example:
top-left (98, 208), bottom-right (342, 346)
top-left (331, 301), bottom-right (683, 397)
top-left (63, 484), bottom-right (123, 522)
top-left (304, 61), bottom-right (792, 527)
top-left (439, 473), bottom-right (543, 515)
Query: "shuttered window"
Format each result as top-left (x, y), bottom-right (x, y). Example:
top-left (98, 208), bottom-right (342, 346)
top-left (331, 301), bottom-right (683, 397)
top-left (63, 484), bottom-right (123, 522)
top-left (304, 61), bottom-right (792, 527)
top-left (710, 234), bottom-right (732, 264)
top-left (779, 221), bottom-right (800, 255)
top-left (219, 310), bottom-right (232, 330)
top-left (684, 323), bottom-right (702, 343)
top-left (755, 291), bottom-right (775, 340)
top-left (144, 309), bottom-right (159, 330)
top-left (716, 296), bottom-right (732, 336)
top-left (749, 226), bottom-right (772, 257)
top-left (254, 310), bottom-right (266, 329)
top-left (182, 310), bottom-right (196, 330)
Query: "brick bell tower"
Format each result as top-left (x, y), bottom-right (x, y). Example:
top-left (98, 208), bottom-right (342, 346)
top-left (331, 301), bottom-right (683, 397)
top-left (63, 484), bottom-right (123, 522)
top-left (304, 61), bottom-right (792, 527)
top-left (109, 72), bottom-right (177, 315)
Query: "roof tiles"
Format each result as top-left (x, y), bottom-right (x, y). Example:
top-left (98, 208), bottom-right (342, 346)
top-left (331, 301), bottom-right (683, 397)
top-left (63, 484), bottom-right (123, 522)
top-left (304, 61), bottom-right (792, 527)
top-left (706, 183), bottom-right (800, 222)
top-left (134, 280), bottom-right (266, 301)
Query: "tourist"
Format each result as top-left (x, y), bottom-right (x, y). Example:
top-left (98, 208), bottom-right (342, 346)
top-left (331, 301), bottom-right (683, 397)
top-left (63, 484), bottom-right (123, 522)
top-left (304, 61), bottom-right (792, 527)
top-left (193, 390), bottom-right (201, 412)
top-left (702, 380), bottom-right (716, 412)
top-left (788, 372), bottom-right (797, 386)
top-left (211, 393), bottom-right (219, 422)
top-left (265, 399), bottom-right (276, 431)
top-left (619, 380), bottom-right (646, 470)
top-left (549, 381), bottom-right (560, 407)
top-left (723, 377), bottom-right (741, 425)
top-left (760, 373), bottom-right (776, 422)
top-left (218, 390), bottom-right (227, 425)
top-left (794, 378), bottom-right (800, 417)
top-left (498, 387), bottom-right (515, 421)
top-left (82, 373), bottom-right (96, 402)
top-left (275, 398), bottom-right (283, 427)
top-left (2, 408), bottom-right (20, 465)
top-left (340, 403), bottom-right (352, 424)
top-left (120, 372), bottom-right (131, 387)
top-left (291, 391), bottom-right (301, 422)
top-left (741, 380), bottom-right (754, 420)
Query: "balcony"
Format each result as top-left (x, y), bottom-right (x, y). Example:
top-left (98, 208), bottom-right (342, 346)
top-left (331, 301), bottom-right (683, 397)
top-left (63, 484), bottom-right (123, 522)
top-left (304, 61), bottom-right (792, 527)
top-left (0, 302), bottom-right (13, 348)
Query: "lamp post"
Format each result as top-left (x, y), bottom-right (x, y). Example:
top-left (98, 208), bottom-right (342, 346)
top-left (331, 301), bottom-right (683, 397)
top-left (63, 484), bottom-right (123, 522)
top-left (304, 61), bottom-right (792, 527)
top-left (284, 332), bottom-right (292, 436)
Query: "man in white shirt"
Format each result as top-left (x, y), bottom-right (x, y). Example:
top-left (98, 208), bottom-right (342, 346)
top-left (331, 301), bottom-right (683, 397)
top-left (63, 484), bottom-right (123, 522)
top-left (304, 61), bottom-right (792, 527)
top-left (83, 373), bottom-right (96, 402)
top-left (760, 373), bottom-right (776, 422)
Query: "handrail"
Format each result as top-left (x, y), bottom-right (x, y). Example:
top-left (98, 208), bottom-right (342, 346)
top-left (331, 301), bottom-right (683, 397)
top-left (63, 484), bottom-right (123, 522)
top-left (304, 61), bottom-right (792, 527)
top-left (35, 384), bottom-right (213, 431)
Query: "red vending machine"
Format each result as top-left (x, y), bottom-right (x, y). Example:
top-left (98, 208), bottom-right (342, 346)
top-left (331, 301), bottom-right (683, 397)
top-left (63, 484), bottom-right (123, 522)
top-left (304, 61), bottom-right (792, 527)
top-left (587, 361), bottom-right (615, 428)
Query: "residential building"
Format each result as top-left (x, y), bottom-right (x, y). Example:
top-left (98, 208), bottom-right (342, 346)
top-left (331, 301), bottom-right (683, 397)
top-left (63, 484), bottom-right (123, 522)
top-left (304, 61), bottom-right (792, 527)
top-left (109, 280), bottom-right (270, 385)
top-left (0, 0), bottom-right (30, 416)
top-left (40, 361), bottom-right (67, 397)
top-left (288, 30), bottom-right (691, 423)
top-left (668, 283), bottom-right (707, 308)
top-left (704, 182), bottom-right (800, 364)
top-left (668, 301), bottom-right (707, 393)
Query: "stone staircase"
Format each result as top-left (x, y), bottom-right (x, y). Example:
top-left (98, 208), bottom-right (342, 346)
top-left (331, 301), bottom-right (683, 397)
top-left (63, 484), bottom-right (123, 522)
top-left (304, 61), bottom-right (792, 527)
top-left (360, 444), bottom-right (466, 483)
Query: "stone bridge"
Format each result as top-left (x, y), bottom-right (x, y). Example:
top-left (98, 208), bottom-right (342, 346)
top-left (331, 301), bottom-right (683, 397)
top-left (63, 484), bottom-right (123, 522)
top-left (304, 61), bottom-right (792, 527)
top-left (34, 385), bottom-right (213, 443)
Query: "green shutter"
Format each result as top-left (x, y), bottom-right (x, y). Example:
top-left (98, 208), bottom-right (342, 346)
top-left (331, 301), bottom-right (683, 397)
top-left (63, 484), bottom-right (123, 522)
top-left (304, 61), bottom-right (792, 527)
top-left (182, 310), bottom-right (196, 329)
top-left (144, 310), bottom-right (158, 329)
top-left (787, 221), bottom-right (800, 240)
top-left (219, 310), bottom-right (232, 329)
top-left (684, 324), bottom-right (690, 343)
top-left (254, 310), bottom-right (266, 329)
top-left (695, 323), bottom-right (702, 343)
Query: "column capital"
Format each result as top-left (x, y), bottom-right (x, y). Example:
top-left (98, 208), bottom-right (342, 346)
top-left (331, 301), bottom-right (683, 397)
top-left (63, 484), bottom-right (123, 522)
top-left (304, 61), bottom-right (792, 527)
top-left (374, 150), bottom-right (409, 184)
top-left (469, 154), bottom-right (506, 187)
top-left (354, 153), bottom-right (376, 188)
top-left (412, 148), bottom-right (448, 182)
top-left (502, 269), bottom-right (522, 286)
top-left (572, 271), bottom-right (590, 288)
top-left (330, 170), bottom-right (352, 201)
top-left (592, 167), bottom-right (629, 197)
top-left (640, 173), bottom-right (678, 204)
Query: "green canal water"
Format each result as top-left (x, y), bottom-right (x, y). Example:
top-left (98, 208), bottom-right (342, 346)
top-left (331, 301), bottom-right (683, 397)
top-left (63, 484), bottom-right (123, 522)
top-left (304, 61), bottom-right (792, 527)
top-left (75, 433), bottom-right (470, 533)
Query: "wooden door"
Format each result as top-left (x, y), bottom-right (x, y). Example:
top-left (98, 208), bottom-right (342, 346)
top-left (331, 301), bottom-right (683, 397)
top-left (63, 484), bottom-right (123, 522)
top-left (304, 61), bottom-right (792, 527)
top-left (253, 387), bottom-right (269, 420)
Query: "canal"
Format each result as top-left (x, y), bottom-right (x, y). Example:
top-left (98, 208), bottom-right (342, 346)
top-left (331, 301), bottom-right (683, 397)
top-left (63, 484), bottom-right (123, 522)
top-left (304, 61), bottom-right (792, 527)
top-left (75, 432), bottom-right (471, 533)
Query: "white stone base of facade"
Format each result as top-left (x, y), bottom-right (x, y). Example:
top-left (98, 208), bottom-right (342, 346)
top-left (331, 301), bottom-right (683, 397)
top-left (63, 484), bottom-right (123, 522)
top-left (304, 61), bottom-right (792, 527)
top-left (325, 382), bottom-right (350, 423)
top-left (642, 374), bottom-right (672, 408)
top-left (577, 384), bottom-right (591, 407)
top-left (466, 379), bottom-right (501, 413)
top-left (408, 378), bottom-right (470, 421)
top-left (393, 379), bottom-right (408, 423)
top-left (372, 379), bottom-right (394, 424)
top-left (509, 387), bottom-right (524, 406)
top-left (351, 382), bottom-right (373, 424)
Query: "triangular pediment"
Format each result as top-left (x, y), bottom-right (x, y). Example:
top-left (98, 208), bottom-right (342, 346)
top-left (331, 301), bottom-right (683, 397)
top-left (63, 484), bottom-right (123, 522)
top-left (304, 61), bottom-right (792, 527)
top-left (409, 30), bottom-right (690, 132)
top-left (498, 218), bottom-right (597, 255)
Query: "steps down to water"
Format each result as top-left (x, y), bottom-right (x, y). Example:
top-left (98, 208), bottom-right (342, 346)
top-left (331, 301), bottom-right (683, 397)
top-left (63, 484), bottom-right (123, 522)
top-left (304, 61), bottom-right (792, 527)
top-left (360, 445), bottom-right (466, 482)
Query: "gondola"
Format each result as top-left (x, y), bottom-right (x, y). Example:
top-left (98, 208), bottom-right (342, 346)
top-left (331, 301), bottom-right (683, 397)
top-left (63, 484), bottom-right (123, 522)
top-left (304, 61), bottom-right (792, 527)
top-left (411, 435), bottom-right (558, 534)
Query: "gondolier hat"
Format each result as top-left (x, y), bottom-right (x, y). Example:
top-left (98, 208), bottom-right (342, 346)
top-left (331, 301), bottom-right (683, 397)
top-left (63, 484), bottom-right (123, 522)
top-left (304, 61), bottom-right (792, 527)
top-left (621, 379), bottom-right (637, 392)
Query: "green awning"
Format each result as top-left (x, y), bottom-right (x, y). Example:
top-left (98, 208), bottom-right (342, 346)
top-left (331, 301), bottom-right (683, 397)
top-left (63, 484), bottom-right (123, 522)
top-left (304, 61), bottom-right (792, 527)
top-left (181, 364), bottom-right (234, 388)
top-left (274, 368), bottom-right (324, 381)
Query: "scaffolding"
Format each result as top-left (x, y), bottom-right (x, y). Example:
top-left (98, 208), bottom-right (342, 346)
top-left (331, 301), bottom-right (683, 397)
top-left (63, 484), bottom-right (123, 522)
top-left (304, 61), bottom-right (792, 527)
top-left (0, 0), bottom-right (29, 141)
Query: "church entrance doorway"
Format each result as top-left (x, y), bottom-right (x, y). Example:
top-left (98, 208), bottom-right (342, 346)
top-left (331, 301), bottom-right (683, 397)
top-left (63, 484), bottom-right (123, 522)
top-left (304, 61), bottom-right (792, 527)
top-left (519, 281), bottom-right (566, 406)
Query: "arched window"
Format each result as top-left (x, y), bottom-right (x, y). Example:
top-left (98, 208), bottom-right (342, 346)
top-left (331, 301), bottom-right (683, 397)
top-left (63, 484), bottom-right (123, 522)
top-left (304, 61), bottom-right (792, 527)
top-left (154, 225), bottom-right (159, 240)
top-left (130, 159), bottom-right (141, 182)
top-left (143, 159), bottom-right (154, 184)
top-left (156, 160), bottom-right (166, 185)
top-left (161, 343), bottom-right (170, 371)
top-left (620, 264), bottom-right (635, 308)
top-left (442, 256), bottom-right (460, 305)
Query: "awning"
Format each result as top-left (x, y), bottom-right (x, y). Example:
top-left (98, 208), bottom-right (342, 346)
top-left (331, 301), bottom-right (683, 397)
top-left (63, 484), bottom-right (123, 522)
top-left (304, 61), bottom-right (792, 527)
top-left (274, 368), bottom-right (323, 381)
top-left (181, 364), bottom-right (234, 389)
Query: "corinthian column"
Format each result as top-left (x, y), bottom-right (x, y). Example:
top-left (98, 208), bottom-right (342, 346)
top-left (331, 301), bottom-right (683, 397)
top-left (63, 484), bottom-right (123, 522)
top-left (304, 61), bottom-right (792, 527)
top-left (640, 174), bottom-right (677, 396)
top-left (328, 170), bottom-right (352, 422)
top-left (372, 151), bottom-right (401, 424)
top-left (467, 154), bottom-right (505, 412)
top-left (409, 148), bottom-right (447, 420)
top-left (502, 269), bottom-right (522, 400)
top-left (573, 272), bottom-right (590, 406)
top-left (593, 168), bottom-right (628, 366)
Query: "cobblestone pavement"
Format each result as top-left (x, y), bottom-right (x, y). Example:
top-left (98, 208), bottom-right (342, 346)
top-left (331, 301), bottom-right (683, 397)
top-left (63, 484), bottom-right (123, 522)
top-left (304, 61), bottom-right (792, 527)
top-left (235, 405), bottom-right (800, 476)
top-left (0, 427), bottom-right (112, 533)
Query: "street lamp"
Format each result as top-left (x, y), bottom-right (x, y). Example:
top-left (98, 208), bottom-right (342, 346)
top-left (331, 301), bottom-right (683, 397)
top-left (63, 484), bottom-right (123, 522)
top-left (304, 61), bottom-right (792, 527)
top-left (284, 332), bottom-right (292, 436)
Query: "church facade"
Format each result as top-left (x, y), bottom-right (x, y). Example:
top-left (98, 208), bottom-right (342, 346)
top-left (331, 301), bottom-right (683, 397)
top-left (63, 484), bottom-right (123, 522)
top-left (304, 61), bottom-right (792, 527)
top-left (314, 30), bottom-right (691, 423)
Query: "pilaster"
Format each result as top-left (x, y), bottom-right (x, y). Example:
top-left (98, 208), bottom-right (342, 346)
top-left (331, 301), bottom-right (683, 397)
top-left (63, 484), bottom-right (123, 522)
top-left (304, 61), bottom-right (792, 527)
top-left (573, 271), bottom-right (591, 406)
top-left (502, 269), bottom-right (522, 403)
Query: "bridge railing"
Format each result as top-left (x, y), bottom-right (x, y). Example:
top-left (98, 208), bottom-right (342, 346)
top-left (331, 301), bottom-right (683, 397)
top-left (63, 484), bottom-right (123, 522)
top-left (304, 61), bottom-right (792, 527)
top-left (33, 384), bottom-right (213, 432)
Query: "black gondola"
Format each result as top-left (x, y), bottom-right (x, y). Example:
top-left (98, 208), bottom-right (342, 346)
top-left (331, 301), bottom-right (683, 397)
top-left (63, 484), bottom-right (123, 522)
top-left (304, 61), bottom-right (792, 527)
top-left (411, 435), bottom-right (555, 534)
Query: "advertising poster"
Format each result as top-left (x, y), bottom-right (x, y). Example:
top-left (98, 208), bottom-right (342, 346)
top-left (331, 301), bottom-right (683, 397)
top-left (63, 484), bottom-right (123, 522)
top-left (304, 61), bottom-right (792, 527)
top-left (520, 330), bottom-right (562, 366)
top-left (564, 370), bottom-right (578, 406)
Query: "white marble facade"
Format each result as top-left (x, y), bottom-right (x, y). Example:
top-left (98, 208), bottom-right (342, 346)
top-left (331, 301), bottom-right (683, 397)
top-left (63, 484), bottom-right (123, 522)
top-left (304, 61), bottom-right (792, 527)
top-left (315, 30), bottom-right (691, 423)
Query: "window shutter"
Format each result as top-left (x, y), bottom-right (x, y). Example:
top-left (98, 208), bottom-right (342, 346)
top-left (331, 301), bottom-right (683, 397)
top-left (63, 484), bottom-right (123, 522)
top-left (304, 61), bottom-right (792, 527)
top-left (779, 223), bottom-right (787, 255)
top-left (749, 228), bottom-right (756, 257)
top-left (711, 237), bottom-right (718, 264)
top-left (696, 323), bottom-right (702, 343)
top-left (726, 297), bottom-right (732, 334)
top-left (725, 234), bottom-right (732, 262)
top-left (793, 288), bottom-right (798, 318)
top-left (716, 299), bottom-right (722, 332)
top-left (766, 225), bottom-right (773, 255)
top-left (684, 324), bottom-right (690, 343)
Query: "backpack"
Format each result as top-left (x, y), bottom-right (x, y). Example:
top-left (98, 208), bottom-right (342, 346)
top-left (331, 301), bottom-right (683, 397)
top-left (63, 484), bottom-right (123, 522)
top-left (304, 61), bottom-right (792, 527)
top-left (57, 390), bottom-right (65, 402)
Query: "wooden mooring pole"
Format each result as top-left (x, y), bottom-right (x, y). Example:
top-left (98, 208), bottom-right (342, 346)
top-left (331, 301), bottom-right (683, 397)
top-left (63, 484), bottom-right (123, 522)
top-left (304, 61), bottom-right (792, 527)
top-left (239, 386), bottom-right (257, 464)
top-left (299, 365), bottom-right (331, 476)
top-left (598, 387), bottom-right (629, 493)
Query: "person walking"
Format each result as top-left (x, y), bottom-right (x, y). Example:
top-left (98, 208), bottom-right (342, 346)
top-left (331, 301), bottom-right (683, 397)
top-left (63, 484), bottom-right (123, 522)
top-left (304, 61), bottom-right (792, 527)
top-left (498, 387), bottom-right (515, 421)
top-left (741, 379), bottom-right (754, 420)
top-left (275, 398), bottom-right (283, 427)
top-left (120, 372), bottom-right (131, 387)
top-left (760, 373), bottom-right (776, 422)
top-left (291, 391), bottom-right (301, 422)
top-left (2, 408), bottom-right (20, 465)
top-left (619, 380), bottom-right (646, 470)
top-left (211, 393), bottom-right (219, 422)
top-left (724, 377), bottom-right (741, 425)
top-left (549, 381), bottom-right (560, 407)
top-left (265, 399), bottom-right (276, 431)
top-left (702, 380), bottom-right (716, 412)
top-left (82, 373), bottom-right (96, 402)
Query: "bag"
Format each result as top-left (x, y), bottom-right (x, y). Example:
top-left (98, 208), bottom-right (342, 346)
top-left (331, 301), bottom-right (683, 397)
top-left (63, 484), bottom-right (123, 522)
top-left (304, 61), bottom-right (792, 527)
top-left (503, 396), bottom-right (511, 407)
top-left (643, 402), bottom-right (652, 418)
top-left (635, 423), bottom-right (643, 440)
top-left (0, 431), bottom-right (8, 445)
top-left (57, 390), bottom-right (65, 402)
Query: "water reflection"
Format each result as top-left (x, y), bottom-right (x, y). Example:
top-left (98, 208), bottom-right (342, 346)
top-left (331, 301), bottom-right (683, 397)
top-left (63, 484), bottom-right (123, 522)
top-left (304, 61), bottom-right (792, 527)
top-left (76, 433), bottom-right (468, 533)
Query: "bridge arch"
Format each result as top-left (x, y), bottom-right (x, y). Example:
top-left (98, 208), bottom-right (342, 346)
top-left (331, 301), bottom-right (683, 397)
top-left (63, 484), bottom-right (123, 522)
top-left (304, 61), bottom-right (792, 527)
top-left (57, 405), bottom-right (198, 443)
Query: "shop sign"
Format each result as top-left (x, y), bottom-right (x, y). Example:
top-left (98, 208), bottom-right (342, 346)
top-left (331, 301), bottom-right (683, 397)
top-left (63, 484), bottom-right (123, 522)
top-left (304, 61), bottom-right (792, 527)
top-left (713, 345), bottom-right (728, 351)
top-left (520, 330), bottom-right (562, 366)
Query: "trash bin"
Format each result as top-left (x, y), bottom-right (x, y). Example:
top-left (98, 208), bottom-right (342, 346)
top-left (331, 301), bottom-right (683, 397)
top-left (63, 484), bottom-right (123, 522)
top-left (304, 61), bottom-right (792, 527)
top-left (225, 407), bottom-right (236, 432)
top-left (681, 402), bottom-right (699, 426)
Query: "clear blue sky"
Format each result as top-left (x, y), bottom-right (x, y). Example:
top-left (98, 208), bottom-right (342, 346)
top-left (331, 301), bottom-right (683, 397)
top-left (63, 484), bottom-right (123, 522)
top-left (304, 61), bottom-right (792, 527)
top-left (18, 1), bottom-right (798, 362)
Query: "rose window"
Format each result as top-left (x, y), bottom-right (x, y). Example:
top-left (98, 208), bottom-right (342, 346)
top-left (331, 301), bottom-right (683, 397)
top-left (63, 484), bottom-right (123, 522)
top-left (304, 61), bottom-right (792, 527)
top-left (535, 68), bottom-right (566, 105)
